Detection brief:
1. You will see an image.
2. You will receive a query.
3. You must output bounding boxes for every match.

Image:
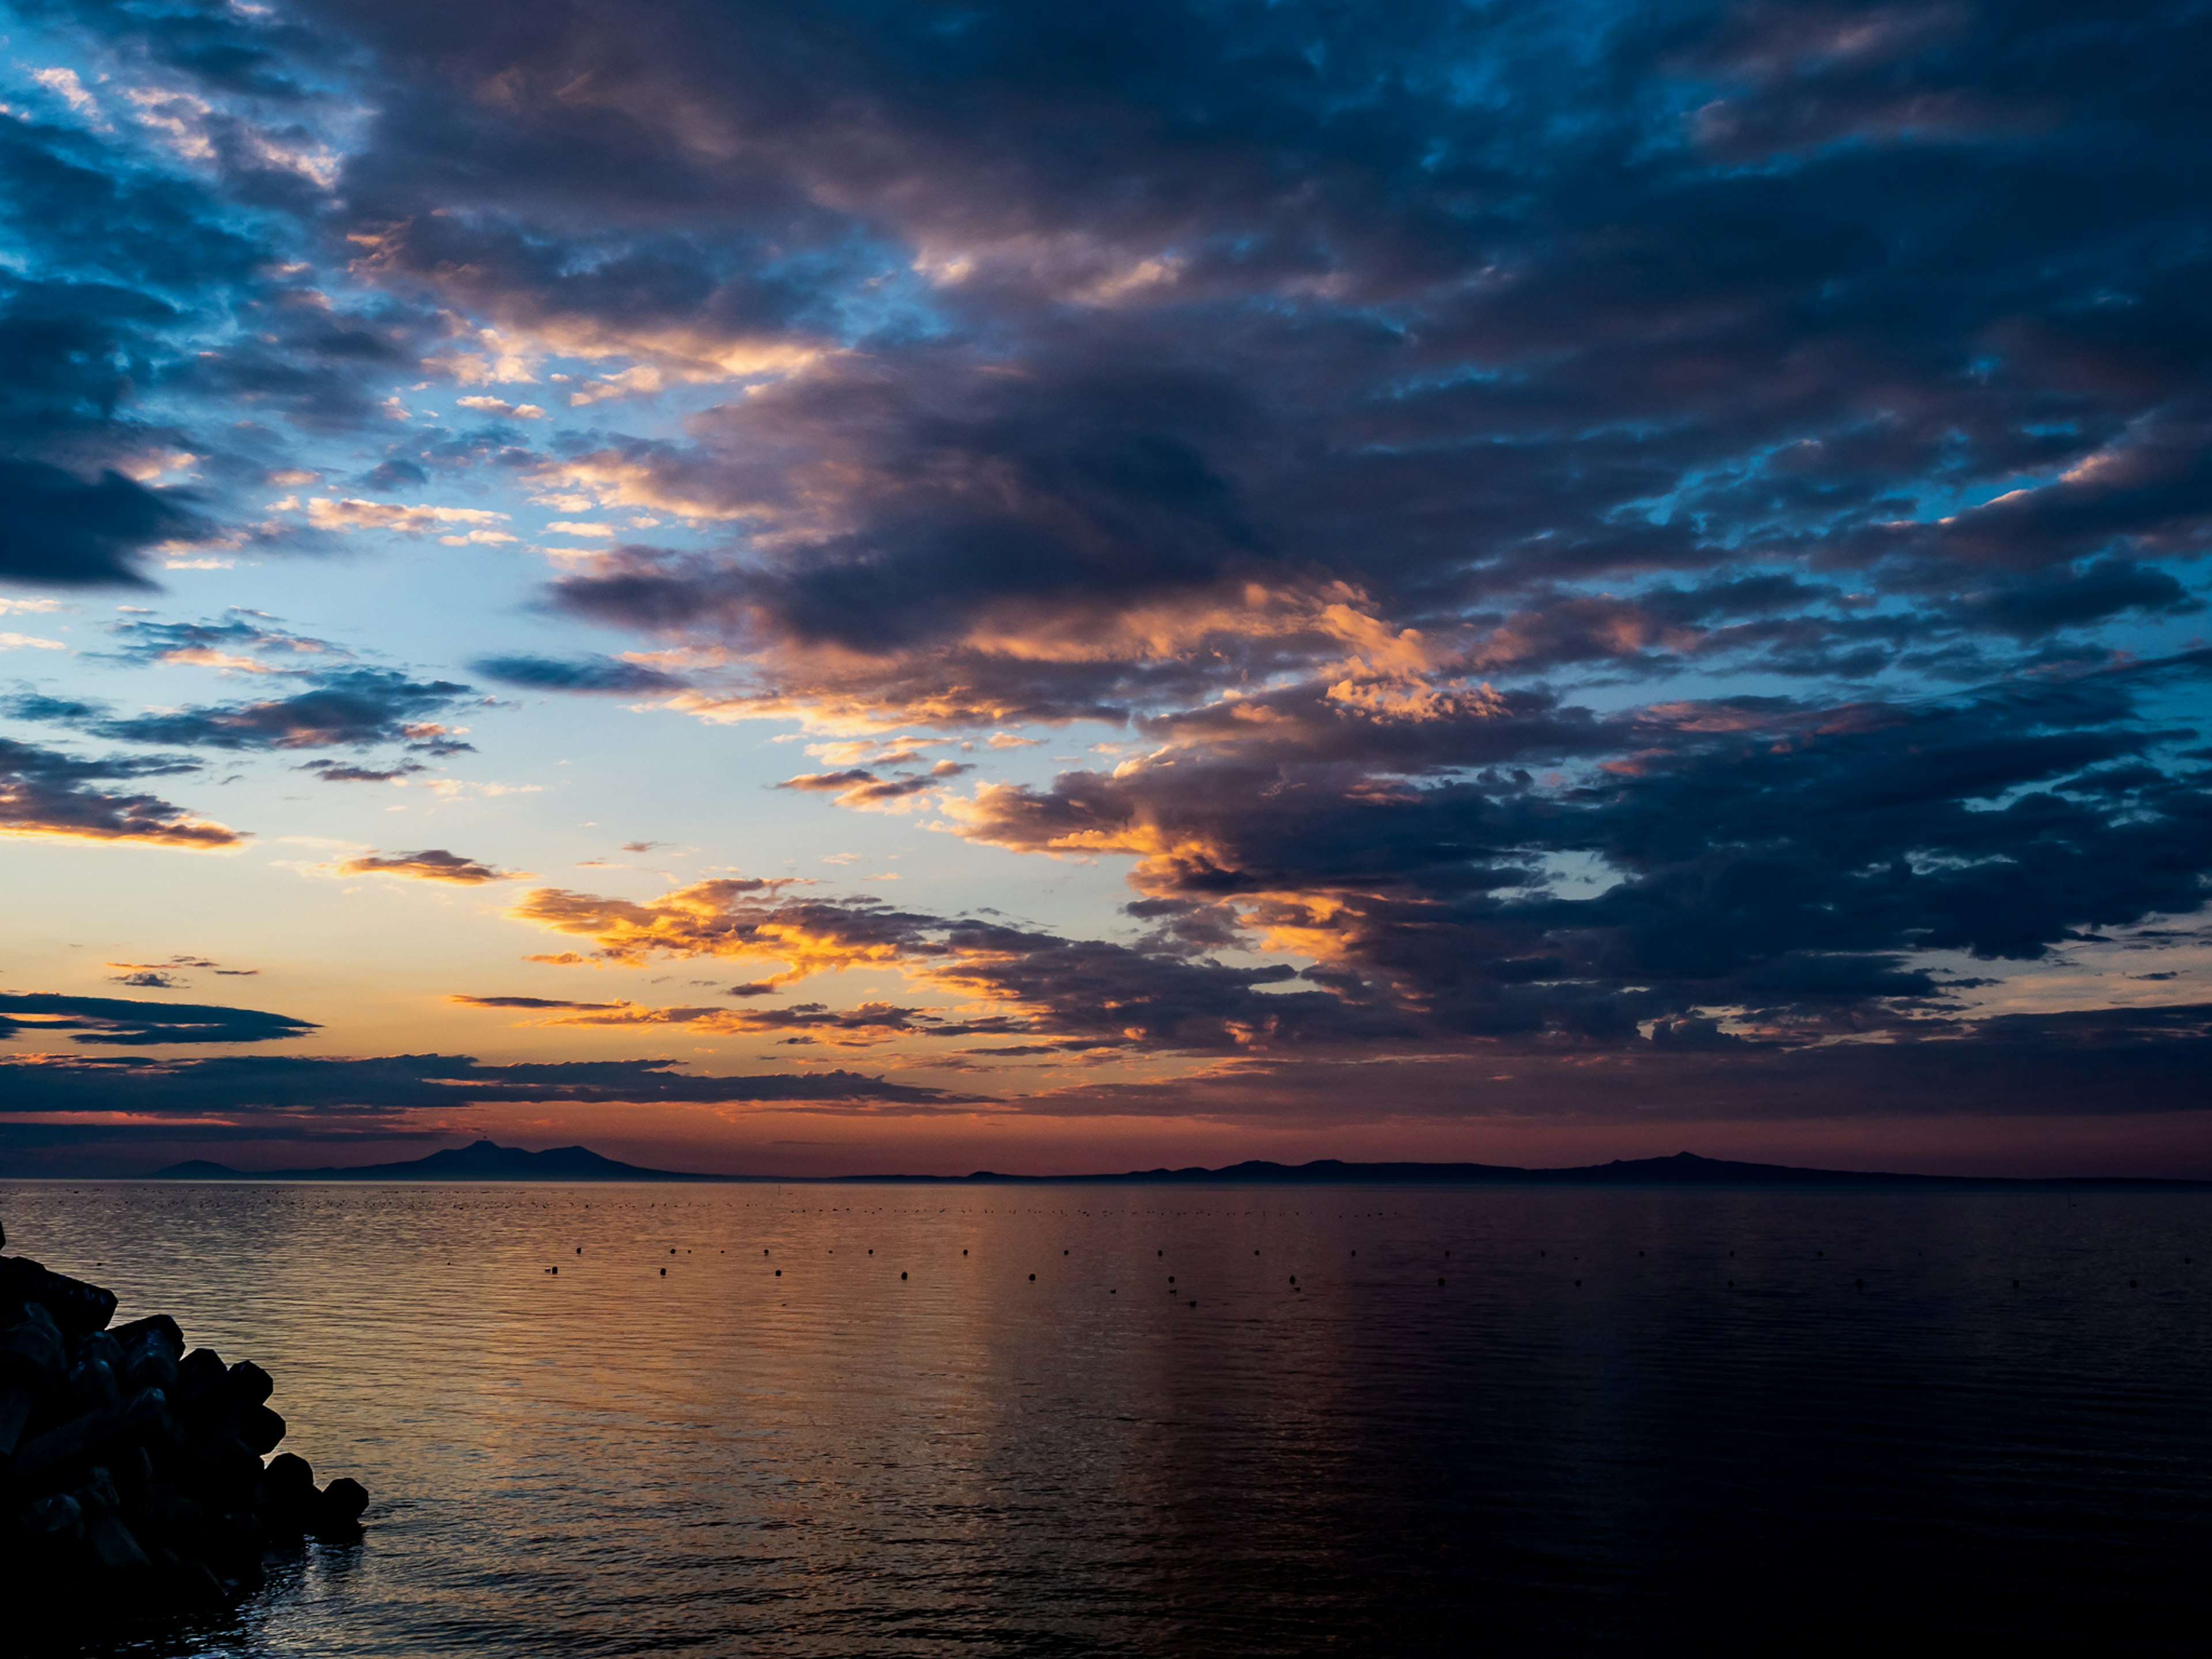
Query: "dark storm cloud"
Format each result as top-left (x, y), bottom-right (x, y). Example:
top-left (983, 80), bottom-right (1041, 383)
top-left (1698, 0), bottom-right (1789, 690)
top-left (0, 1052), bottom-right (969, 1114)
top-left (502, 851), bottom-right (2212, 1096)
top-left (0, 459), bottom-right (202, 588)
top-left (13, 0), bottom-right (2211, 664)
top-left (948, 657), bottom-right (2212, 1039)
top-left (469, 654), bottom-right (688, 694)
top-left (0, 990), bottom-right (316, 1046)
top-left (8, 666), bottom-right (478, 751)
top-left (0, 63), bottom-right (457, 590)
top-left (197, 0), bottom-right (2197, 717)
top-left (0, 734), bottom-right (241, 847)
top-left (14, 0), bottom-right (2212, 1123)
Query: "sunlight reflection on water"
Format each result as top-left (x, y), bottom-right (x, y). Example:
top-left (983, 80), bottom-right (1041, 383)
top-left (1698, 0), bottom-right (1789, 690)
top-left (5, 1181), bottom-right (2207, 1656)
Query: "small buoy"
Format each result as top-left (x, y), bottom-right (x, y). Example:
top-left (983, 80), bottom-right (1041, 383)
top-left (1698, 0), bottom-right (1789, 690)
top-left (900, 1271), bottom-right (907, 1280)
top-left (1029, 1274), bottom-right (1036, 1281)
top-left (868, 1249), bottom-right (873, 1255)
top-left (1289, 1275), bottom-right (1297, 1283)
top-left (1728, 1279), bottom-right (1734, 1287)
top-left (660, 1267), bottom-right (666, 1277)
top-left (1157, 1250), bottom-right (1163, 1257)
top-left (1188, 1300), bottom-right (1196, 1308)
top-left (775, 1269), bottom-right (781, 1277)
top-left (763, 1249), bottom-right (769, 1255)
top-left (2013, 1279), bottom-right (2020, 1287)
top-left (1064, 1249), bottom-right (1069, 1255)
top-left (1574, 1279), bottom-right (1581, 1287)
top-left (2130, 1279), bottom-right (2138, 1288)
top-left (1168, 1275), bottom-right (1174, 1283)
top-left (575, 1247), bottom-right (582, 1255)
top-left (548, 1267), bottom-right (558, 1274)
top-left (670, 1248), bottom-right (676, 1255)
top-left (1436, 1278), bottom-right (1444, 1287)
top-left (963, 1248), bottom-right (968, 1255)
top-left (1856, 1279), bottom-right (1863, 1290)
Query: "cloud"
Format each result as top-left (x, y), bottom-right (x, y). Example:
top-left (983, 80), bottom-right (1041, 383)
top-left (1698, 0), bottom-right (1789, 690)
top-left (469, 653), bottom-right (688, 694)
top-left (1021, 1003), bottom-right (2212, 1125)
top-left (300, 758), bottom-right (427, 782)
top-left (0, 1052), bottom-right (972, 1114)
top-left (0, 735), bottom-right (241, 848)
top-left (10, 665), bottom-right (479, 751)
top-left (504, 652), bottom-right (2212, 1058)
top-left (939, 657), bottom-right (2212, 1038)
top-left (338, 847), bottom-right (524, 884)
top-left (0, 990), bottom-right (315, 1046)
top-left (98, 612), bottom-right (340, 671)
top-left (454, 396), bottom-right (546, 419)
top-left (302, 498), bottom-right (511, 533)
top-left (12, 0), bottom-right (2212, 1138)
top-left (773, 759), bottom-right (972, 812)
top-left (0, 459), bottom-right (202, 588)
top-left (509, 881), bottom-right (1402, 1052)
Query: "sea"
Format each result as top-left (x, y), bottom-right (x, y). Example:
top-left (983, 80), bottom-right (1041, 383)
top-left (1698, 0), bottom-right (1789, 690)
top-left (2, 1180), bottom-right (2206, 1656)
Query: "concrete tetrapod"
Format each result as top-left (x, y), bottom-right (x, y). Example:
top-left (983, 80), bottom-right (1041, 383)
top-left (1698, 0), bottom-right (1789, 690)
top-left (0, 1222), bottom-right (371, 1642)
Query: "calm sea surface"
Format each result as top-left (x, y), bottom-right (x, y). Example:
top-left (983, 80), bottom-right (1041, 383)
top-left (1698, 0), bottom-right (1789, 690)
top-left (3, 1180), bottom-right (2206, 1656)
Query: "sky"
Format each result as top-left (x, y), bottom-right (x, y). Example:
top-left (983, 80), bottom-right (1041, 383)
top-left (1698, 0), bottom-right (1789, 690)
top-left (1, 0), bottom-right (2209, 1179)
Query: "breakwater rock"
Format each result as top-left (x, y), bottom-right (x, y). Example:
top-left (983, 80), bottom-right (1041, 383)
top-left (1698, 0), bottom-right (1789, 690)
top-left (0, 1227), bottom-right (368, 1635)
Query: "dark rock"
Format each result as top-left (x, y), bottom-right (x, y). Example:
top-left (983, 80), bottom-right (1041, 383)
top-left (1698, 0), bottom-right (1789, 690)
top-left (0, 1233), bottom-right (370, 1637)
top-left (225, 1361), bottom-right (274, 1410)
top-left (18, 1492), bottom-right (82, 1539)
top-left (258, 1451), bottom-right (318, 1534)
top-left (234, 1403), bottom-right (286, 1456)
top-left (68, 1354), bottom-right (122, 1414)
top-left (175, 1347), bottom-right (226, 1407)
top-left (0, 1256), bottom-right (118, 1339)
top-left (16, 1386), bottom-right (172, 1482)
top-left (108, 1314), bottom-right (184, 1358)
top-left (313, 1476), bottom-right (369, 1537)
top-left (0, 1302), bottom-right (67, 1461)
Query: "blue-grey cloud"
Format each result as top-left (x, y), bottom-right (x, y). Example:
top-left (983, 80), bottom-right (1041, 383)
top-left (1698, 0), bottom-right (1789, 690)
top-left (7, 665), bottom-right (478, 752)
top-left (0, 1051), bottom-right (970, 1113)
top-left (0, 990), bottom-right (315, 1046)
top-left (0, 734), bottom-right (240, 847)
top-left (471, 654), bottom-right (688, 694)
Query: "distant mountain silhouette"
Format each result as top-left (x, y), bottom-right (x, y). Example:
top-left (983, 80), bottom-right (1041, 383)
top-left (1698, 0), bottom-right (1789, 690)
top-left (149, 1142), bottom-right (2209, 1189)
top-left (153, 1139), bottom-right (716, 1183)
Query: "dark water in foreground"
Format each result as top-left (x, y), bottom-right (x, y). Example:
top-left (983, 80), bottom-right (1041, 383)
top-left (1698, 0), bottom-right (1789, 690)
top-left (3, 1180), bottom-right (2207, 1656)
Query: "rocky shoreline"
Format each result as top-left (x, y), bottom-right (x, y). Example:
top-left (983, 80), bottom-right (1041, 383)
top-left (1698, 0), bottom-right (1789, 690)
top-left (0, 1223), bottom-right (368, 1638)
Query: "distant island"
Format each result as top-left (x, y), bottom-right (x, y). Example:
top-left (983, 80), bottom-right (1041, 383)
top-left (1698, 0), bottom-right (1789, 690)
top-left (150, 1141), bottom-right (2211, 1190)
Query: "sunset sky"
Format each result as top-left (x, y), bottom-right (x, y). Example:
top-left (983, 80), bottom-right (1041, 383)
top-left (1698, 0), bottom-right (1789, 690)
top-left (2, 0), bottom-right (2207, 1177)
